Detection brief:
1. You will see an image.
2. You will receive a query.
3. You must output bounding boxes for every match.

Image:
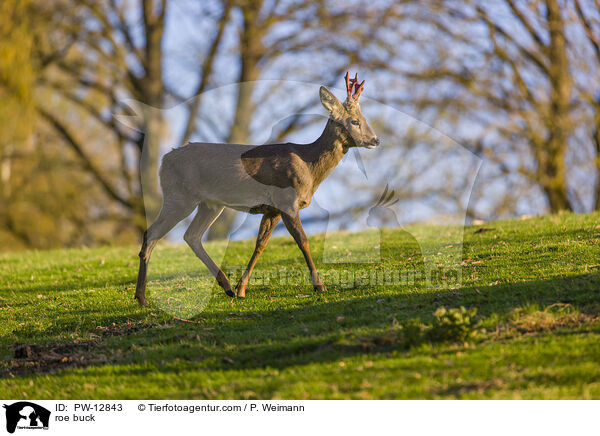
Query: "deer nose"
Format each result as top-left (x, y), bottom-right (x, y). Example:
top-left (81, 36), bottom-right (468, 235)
top-left (373, 137), bottom-right (380, 146)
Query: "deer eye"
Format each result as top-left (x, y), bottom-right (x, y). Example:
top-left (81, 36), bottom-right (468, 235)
top-left (350, 120), bottom-right (359, 126)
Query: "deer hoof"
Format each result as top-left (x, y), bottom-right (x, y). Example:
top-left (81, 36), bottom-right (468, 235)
top-left (225, 289), bottom-right (236, 298)
top-left (313, 284), bottom-right (327, 293)
top-left (236, 286), bottom-right (246, 299)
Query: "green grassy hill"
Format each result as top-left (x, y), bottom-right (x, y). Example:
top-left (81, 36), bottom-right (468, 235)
top-left (1, 212), bottom-right (599, 399)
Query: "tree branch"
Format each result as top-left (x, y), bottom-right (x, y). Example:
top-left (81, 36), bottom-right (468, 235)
top-left (574, 0), bottom-right (600, 61)
top-left (179, 1), bottom-right (232, 146)
top-left (36, 106), bottom-right (132, 210)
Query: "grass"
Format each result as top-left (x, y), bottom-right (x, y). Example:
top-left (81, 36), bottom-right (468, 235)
top-left (0, 212), bottom-right (599, 399)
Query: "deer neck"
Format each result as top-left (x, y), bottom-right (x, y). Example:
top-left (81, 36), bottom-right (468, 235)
top-left (303, 118), bottom-right (353, 189)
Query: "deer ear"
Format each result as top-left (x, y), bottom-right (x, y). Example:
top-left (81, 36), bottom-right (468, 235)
top-left (319, 86), bottom-right (344, 118)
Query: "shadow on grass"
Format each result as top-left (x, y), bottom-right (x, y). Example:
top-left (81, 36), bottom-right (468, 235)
top-left (1, 279), bottom-right (135, 295)
top-left (2, 265), bottom-right (229, 295)
top-left (3, 272), bottom-right (599, 379)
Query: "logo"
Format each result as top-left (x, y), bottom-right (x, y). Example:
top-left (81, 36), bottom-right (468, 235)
top-left (3, 402), bottom-right (50, 434)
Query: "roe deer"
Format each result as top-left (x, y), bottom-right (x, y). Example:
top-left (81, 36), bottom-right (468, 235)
top-left (135, 72), bottom-right (379, 305)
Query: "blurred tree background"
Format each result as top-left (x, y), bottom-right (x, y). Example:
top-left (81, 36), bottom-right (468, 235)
top-left (0, 0), bottom-right (599, 251)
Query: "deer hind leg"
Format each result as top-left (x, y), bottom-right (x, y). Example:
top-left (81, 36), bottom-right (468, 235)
top-left (235, 211), bottom-right (281, 298)
top-left (184, 202), bottom-right (234, 297)
top-left (281, 212), bottom-right (327, 293)
top-left (135, 199), bottom-right (196, 306)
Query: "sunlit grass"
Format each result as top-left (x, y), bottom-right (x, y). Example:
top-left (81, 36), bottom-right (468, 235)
top-left (0, 212), bottom-right (599, 399)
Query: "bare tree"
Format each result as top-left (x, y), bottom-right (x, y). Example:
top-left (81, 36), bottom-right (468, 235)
top-left (10, 0), bottom-right (597, 249)
top-left (0, 0), bottom-right (112, 248)
top-left (573, 0), bottom-right (600, 209)
top-left (384, 0), bottom-right (578, 215)
top-left (28, 0), bottom-right (406, 244)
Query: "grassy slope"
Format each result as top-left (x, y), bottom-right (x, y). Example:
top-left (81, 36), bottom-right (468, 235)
top-left (0, 212), bottom-right (599, 399)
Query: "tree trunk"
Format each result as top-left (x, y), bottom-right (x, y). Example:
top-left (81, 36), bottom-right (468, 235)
top-left (139, 110), bottom-right (164, 224)
top-left (139, 0), bottom-right (167, 225)
top-left (594, 123), bottom-right (600, 210)
top-left (206, 2), bottom-right (264, 240)
top-left (0, 143), bottom-right (12, 199)
top-left (540, 0), bottom-right (572, 213)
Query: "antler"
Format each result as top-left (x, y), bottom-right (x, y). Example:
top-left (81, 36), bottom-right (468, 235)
top-left (344, 72), bottom-right (365, 102)
top-left (353, 79), bottom-right (365, 100)
top-left (344, 72), bottom-right (357, 101)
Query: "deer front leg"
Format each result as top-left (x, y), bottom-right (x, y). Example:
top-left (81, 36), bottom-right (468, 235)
top-left (136, 231), bottom-right (157, 306)
top-left (281, 212), bottom-right (327, 293)
top-left (236, 212), bottom-right (281, 298)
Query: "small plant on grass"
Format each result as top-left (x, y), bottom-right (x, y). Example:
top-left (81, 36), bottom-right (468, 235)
top-left (427, 306), bottom-right (484, 343)
top-left (397, 318), bottom-right (427, 348)
top-left (387, 307), bottom-right (484, 349)
top-left (509, 303), bottom-right (590, 333)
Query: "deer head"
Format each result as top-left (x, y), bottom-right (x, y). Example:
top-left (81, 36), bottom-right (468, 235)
top-left (319, 72), bottom-right (380, 149)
